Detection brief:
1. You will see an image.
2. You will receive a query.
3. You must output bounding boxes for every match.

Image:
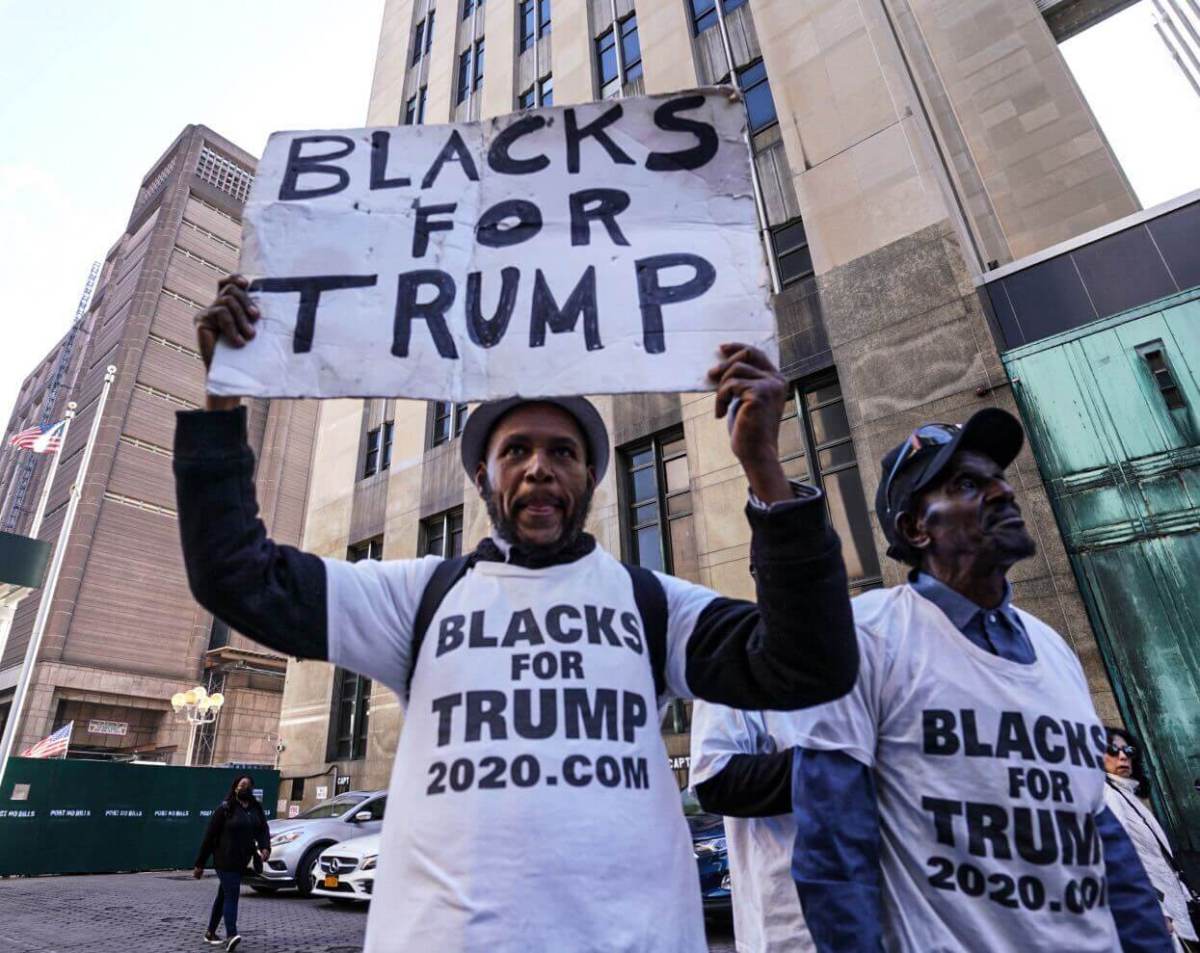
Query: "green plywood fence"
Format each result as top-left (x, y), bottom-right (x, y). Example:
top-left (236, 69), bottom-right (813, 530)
top-left (0, 758), bottom-right (278, 876)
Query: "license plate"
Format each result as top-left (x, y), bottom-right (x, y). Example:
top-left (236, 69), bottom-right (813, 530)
top-left (324, 875), bottom-right (339, 888)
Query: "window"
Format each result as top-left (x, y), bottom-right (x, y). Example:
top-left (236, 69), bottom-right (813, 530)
top-left (208, 618), bottom-right (230, 650)
top-left (457, 50), bottom-right (472, 104)
top-left (425, 11), bottom-right (435, 53)
top-left (520, 0), bottom-right (535, 50)
top-left (412, 18), bottom-right (426, 64)
top-left (538, 74), bottom-right (553, 106)
top-left (778, 377), bottom-right (881, 593)
top-left (348, 536), bottom-right (384, 562)
top-left (473, 39), bottom-right (485, 90)
top-left (430, 401), bottom-right (469, 446)
top-left (417, 86), bottom-right (428, 124)
top-left (328, 668), bottom-right (371, 761)
top-left (620, 15), bottom-right (642, 82)
top-left (462, 0), bottom-right (474, 18)
top-left (771, 219), bottom-right (814, 286)
top-left (723, 0), bottom-right (748, 12)
top-left (691, 0), bottom-right (718, 34)
top-left (620, 432), bottom-right (698, 581)
top-left (362, 427), bottom-right (381, 478)
top-left (421, 507), bottom-right (465, 558)
top-left (195, 147), bottom-right (253, 202)
top-left (290, 777), bottom-right (305, 800)
top-left (596, 27), bottom-right (619, 96)
top-left (381, 420), bottom-right (394, 470)
top-left (406, 86), bottom-right (429, 125)
top-left (519, 86), bottom-right (537, 110)
top-left (538, 0), bottom-right (551, 36)
top-left (1137, 342), bottom-right (1187, 410)
top-left (737, 59), bottom-right (777, 132)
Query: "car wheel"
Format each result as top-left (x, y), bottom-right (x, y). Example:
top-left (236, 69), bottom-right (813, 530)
top-left (250, 885), bottom-right (278, 895)
top-left (295, 845), bottom-right (326, 897)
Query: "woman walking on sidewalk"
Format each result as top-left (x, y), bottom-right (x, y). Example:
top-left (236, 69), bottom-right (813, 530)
top-left (194, 774), bottom-right (271, 951)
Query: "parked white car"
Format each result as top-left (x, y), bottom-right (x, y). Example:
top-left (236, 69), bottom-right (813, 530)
top-left (311, 832), bottom-right (380, 904)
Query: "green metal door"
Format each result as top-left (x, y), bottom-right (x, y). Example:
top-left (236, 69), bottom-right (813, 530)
top-left (1004, 289), bottom-right (1200, 878)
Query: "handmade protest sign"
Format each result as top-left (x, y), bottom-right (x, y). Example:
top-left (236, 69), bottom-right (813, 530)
top-left (208, 88), bottom-right (776, 402)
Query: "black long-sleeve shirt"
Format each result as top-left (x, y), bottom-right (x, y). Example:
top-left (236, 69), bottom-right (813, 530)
top-left (195, 798), bottom-right (269, 872)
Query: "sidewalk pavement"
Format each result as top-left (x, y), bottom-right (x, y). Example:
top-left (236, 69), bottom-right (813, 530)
top-left (0, 870), bottom-right (736, 952)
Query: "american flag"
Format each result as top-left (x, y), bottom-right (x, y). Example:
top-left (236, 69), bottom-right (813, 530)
top-left (8, 420), bottom-right (66, 454)
top-left (20, 721), bottom-right (73, 759)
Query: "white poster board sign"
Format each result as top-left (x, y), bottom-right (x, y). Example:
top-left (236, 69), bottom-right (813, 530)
top-left (315, 785), bottom-right (328, 801)
top-left (209, 89), bottom-right (775, 402)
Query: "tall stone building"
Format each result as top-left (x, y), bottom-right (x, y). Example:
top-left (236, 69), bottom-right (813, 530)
top-left (0, 125), bottom-right (318, 767)
top-left (276, 0), bottom-right (1157, 809)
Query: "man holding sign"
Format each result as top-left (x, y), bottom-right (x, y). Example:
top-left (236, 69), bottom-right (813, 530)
top-left (175, 90), bottom-right (858, 952)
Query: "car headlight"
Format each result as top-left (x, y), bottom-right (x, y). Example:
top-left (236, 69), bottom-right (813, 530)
top-left (270, 830), bottom-right (302, 847)
top-left (694, 837), bottom-right (727, 856)
top-left (360, 854), bottom-right (378, 871)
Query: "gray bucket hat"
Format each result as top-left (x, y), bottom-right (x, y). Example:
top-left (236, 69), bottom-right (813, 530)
top-left (460, 396), bottom-right (610, 482)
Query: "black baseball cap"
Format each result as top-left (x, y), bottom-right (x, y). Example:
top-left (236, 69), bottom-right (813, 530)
top-left (460, 396), bottom-right (610, 482)
top-left (874, 408), bottom-right (1024, 557)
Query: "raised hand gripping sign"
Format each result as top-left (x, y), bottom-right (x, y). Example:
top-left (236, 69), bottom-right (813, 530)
top-left (208, 89), bottom-right (776, 402)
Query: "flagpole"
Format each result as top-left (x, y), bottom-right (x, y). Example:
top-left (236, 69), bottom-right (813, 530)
top-left (0, 367), bottom-right (116, 796)
top-left (0, 405), bottom-right (80, 669)
top-left (27, 404), bottom-right (75, 539)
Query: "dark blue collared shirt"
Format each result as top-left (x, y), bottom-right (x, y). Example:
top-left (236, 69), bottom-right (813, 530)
top-left (909, 572), bottom-right (1037, 664)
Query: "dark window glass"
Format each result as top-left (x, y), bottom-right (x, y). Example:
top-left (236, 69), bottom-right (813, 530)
top-left (538, 74), bottom-right (553, 106)
top-left (779, 377), bottom-right (880, 593)
top-left (620, 15), bottom-right (642, 82)
top-left (519, 86), bottom-right (536, 110)
top-left (425, 11), bottom-right (435, 51)
top-left (329, 668), bottom-right (371, 761)
top-left (772, 218), bottom-right (814, 286)
top-left (620, 431), bottom-right (697, 582)
top-left (412, 19), bottom-right (425, 64)
top-left (519, 0), bottom-right (535, 50)
top-left (381, 421), bottom-right (394, 470)
top-left (404, 96), bottom-right (418, 125)
top-left (596, 28), bottom-right (618, 88)
top-left (538, 0), bottom-right (551, 35)
top-left (462, 0), bottom-right (474, 19)
top-left (417, 86), bottom-right (428, 124)
top-left (738, 59), bottom-right (777, 132)
top-left (430, 401), bottom-right (467, 446)
top-left (457, 50), bottom-right (471, 103)
top-left (723, 0), bottom-right (748, 12)
top-left (691, 0), bottom-right (718, 33)
top-left (348, 537), bottom-right (383, 562)
top-left (208, 618), bottom-right (230, 650)
top-left (473, 40), bottom-right (485, 89)
top-left (421, 507), bottom-right (465, 558)
top-left (363, 427), bottom-right (380, 478)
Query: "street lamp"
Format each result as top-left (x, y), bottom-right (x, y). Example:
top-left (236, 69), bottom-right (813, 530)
top-left (171, 685), bottom-right (225, 766)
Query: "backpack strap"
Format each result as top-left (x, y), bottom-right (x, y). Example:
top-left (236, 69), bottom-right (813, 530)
top-left (407, 555), bottom-right (472, 696)
top-left (622, 563), bottom-right (669, 700)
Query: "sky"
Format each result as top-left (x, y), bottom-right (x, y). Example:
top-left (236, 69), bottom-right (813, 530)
top-left (0, 0), bottom-right (1198, 429)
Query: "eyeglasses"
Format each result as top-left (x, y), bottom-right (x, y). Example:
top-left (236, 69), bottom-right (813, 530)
top-left (1107, 744), bottom-right (1136, 758)
top-left (882, 423), bottom-right (961, 521)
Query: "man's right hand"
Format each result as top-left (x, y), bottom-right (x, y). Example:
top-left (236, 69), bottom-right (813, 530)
top-left (195, 274), bottom-right (258, 411)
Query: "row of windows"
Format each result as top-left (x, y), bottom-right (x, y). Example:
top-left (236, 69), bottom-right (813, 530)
top-left (195, 147), bottom-right (253, 203)
top-left (518, 0), bottom-right (551, 51)
top-left (362, 421), bottom-right (394, 478)
top-left (360, 402), bottom-right (466, 479)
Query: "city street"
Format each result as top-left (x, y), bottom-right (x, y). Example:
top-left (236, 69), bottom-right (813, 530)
top-left (0, 871), bottom-right (737, 952)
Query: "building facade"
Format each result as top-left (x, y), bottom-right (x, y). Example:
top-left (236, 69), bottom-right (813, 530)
top-left (276, 0), bottom-right (1152, 811)
top-left (0, 125), bottom-right (318, 767)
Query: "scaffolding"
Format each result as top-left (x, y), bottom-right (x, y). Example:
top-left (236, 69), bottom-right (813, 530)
top-left (2, 262), bottom-right (101, 534)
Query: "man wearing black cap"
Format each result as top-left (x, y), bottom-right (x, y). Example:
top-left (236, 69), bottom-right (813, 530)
top-left (774, 408), bottom-right (1170, 951)
top-left (174, 275), bottom-right (858, 952)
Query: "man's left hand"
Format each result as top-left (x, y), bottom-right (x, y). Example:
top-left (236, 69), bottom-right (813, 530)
top-left (709, 343), bottom-right (792, 504)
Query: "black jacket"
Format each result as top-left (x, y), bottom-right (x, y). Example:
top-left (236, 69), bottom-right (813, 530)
top-left (172, 406), bottom-right (858, 712)
top-left (195, 797), bottom-right (270, 872)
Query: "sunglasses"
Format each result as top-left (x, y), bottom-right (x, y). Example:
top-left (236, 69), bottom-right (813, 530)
top-left (883, 423), bottom-right (961, 521)
top-left (1107, 744), bottom-right (1136, 758)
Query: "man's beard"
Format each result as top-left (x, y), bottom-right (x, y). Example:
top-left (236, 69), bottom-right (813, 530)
top-left (481, 478), bottom-right (595, 559)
